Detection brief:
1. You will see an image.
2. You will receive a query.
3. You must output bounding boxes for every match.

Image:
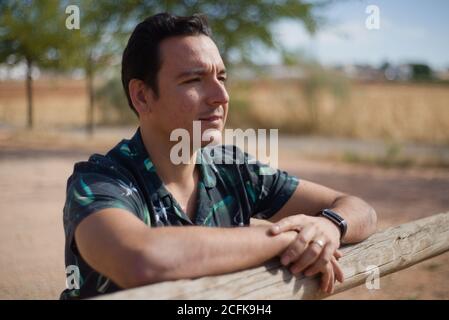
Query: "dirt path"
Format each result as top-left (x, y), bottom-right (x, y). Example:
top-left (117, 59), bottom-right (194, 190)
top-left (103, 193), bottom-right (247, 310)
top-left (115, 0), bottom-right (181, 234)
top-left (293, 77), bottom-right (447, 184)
top-left (0, 137), bottom-right (448, 299)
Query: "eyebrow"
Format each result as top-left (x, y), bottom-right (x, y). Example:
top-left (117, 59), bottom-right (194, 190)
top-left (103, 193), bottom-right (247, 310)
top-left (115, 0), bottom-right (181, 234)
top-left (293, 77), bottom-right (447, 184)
top-left (176, 67), bottom-right (227, 80)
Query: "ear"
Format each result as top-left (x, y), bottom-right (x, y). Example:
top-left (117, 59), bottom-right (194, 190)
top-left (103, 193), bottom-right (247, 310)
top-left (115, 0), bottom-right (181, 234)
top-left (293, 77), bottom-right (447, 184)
top-left (128, 79), bottom-right (154, 116)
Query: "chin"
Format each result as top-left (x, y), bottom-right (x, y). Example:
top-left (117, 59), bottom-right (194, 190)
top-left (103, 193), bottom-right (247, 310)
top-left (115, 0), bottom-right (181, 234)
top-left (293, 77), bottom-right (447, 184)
top-left (202, 128), bottom-right (222, 146)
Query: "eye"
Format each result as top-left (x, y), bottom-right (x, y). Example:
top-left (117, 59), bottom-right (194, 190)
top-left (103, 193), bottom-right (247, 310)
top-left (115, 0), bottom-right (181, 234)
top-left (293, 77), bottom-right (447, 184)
top-left (218, 76), bottom-right (227, 83)
top-left (183, 78), bottom-right (201, 84)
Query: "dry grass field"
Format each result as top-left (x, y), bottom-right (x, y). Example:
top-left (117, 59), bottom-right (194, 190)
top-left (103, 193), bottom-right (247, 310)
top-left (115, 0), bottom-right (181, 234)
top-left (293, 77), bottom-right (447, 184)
top-left (1, 78), bottom-right (449, 146)
top-left (228, 79), bottom-right (449, 145)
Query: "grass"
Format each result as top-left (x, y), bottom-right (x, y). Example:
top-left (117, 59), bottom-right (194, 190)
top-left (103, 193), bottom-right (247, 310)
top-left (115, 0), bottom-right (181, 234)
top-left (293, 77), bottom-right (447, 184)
top-left (227, 79), bottom-right (449, 145)
top-left (1, 77), bottom-right (449, 147)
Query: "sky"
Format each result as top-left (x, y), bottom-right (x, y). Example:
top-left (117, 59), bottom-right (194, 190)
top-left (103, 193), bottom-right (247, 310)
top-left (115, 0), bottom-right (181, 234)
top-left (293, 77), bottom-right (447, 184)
top-left (263, 0), bottom-right (449, 70)
top-left (2, 0), bottom-right (449, 80)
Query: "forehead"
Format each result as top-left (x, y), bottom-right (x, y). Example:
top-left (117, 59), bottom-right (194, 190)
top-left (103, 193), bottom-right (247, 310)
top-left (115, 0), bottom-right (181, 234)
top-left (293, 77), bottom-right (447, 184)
top-left (158, 35), bottom-right (225, 74)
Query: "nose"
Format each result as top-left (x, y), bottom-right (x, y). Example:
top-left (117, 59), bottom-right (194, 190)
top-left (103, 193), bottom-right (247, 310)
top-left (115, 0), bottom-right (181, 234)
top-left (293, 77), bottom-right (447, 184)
top-left (206, 79), bottom-right (229, 108)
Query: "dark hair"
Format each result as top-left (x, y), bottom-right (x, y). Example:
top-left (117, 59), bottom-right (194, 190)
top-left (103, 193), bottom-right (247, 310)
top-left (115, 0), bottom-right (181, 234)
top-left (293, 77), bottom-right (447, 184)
top-left (121, 12), bottom-right (212, 116)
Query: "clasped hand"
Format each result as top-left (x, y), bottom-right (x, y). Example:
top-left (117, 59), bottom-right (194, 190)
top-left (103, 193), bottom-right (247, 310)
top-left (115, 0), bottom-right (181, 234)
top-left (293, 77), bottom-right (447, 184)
top-left (267, 214), bottom-right (345, 294)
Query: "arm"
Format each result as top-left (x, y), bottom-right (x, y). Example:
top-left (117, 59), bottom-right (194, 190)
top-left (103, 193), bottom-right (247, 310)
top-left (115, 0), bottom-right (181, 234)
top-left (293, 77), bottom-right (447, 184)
top-left (268, 179), bottom-right (377, 244)
top-left (75, 208), bottom-right (297, 289)
top-left (250, 217), bottom-right (274, 227)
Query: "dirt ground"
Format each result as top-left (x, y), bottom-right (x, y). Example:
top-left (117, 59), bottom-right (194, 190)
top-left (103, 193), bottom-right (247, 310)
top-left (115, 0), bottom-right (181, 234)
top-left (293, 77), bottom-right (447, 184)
top-left (0, 128), bottom-right (448, 300)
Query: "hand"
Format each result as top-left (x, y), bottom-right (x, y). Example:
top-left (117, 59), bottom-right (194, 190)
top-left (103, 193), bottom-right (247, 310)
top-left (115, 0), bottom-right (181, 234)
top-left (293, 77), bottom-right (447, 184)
top-left (270, 214), bottom-right (344, 292)
top-left (309, 252), bottom-right (343, 293)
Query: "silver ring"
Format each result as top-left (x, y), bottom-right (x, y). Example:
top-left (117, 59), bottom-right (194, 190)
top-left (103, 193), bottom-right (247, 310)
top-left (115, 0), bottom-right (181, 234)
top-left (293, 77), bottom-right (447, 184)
top-left (312, 239), bottom-right (325, 248)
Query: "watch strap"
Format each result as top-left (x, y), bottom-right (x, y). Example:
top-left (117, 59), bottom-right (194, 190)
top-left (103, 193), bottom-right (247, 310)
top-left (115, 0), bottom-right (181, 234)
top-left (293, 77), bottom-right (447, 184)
top-left (320, 209), bottom-right (348, 240)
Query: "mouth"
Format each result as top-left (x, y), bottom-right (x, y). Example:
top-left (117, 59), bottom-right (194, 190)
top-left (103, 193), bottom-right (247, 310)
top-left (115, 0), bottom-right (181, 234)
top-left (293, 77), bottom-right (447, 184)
top-left (198, 115), bottom-right (223, 123)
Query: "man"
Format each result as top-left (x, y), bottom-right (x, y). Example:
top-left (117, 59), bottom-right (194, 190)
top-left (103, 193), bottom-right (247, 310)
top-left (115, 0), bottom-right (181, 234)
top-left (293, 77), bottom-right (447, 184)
top-left (61, 13), bottom-right (377, 300)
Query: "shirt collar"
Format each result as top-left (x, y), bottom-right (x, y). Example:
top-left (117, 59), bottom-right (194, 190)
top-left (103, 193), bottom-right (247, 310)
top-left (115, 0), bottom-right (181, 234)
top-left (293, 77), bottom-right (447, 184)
top-left (196, 148), bottom-right (217, 188)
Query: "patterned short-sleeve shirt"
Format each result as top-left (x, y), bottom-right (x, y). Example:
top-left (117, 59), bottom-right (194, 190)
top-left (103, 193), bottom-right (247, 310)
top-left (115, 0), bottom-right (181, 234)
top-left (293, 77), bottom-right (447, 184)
top-left (61, 128), bottom-right (299, 299)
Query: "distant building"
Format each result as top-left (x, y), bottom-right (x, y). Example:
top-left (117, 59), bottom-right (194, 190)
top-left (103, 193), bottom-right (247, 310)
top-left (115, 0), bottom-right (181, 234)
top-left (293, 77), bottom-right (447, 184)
top-left (383, 64), bottom-right (412, 81)
top-left (229, 62), bottom-right (444, 83)
top-left (335, 64), bottom-right (384, 81)
top-left (435, 69), bottom-right (449, 81)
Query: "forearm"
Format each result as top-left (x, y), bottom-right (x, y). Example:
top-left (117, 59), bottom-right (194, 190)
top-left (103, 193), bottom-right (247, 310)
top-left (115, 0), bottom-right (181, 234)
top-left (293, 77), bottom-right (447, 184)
top-left (250, 218), bottom-right (274, 227)
top-left (136, 225), bottom-right (296, 286)
top-left (330, 195), bottom-right (377, 243)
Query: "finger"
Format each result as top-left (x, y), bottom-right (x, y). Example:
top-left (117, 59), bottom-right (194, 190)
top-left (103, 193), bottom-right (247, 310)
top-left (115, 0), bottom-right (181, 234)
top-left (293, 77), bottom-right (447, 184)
top-left (289, 240), bottom-right (323, 275)
top-left (327, 264), bottom-right (335, 294)
top-left (320, 265), bottom-right (331, 292)
top-left (281, 225), bottom-right (315, 266)
top-left (331, 256), bottom-right (344, 283)
top-left (322, 262), bottom-right (333, 294)
top-left (334, 249), bottom-right (343, 259)
top-left (303, 243), bottom-right (334, 277)
top-left (270, 215), bottom-right (303, 235)
top-left (331, 256), bottom-right (345, 283)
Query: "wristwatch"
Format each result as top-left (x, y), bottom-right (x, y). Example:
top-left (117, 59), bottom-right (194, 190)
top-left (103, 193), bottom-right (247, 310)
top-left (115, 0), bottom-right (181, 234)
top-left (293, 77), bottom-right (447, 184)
top-left (319, 209), bottom-right (348, 240)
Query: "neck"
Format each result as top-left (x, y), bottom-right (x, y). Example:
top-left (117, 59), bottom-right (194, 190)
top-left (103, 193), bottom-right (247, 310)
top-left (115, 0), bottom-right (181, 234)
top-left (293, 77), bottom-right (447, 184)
top-left (139, 126), bottom-right (198, 189)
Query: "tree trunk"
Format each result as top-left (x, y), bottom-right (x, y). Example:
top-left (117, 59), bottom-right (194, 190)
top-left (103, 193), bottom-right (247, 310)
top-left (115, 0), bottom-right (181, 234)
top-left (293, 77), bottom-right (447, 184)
top-left (25, 57), bottom-right (33, 129)
top-left (86, 57), bottom-right (94, 136)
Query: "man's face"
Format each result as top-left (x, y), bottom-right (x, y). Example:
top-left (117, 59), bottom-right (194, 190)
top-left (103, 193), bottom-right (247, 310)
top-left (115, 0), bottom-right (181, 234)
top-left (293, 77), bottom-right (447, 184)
top-left (145, 34), bottom-right (229, 148)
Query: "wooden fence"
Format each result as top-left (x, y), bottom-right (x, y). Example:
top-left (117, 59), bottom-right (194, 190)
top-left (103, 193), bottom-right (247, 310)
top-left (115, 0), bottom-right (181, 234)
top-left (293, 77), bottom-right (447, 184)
top-left (96, 212), bottom-right (449, 299)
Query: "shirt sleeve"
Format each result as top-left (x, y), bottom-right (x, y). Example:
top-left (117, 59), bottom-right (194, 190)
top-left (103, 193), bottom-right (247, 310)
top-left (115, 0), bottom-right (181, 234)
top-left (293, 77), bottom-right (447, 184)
top-left (63, 165), bottom-right (147, 255)
top-left (238, 150), bottom-right (300, 220)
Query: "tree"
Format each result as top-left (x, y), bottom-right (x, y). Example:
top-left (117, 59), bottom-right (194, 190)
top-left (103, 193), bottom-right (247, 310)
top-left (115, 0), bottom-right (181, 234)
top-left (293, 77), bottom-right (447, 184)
top-left (59, 0), bottom-right (137, 135)
top-left (91, 0), bottom-right (325, 127)
top-left (0, 0), bottom-right (135, 133)
top-left (1, 0), bottom-right (324, 131)
top-left (0, 0), bottom-right (68, 129)
top-left (409, 63), bottom-right (433, 81)
top-left (131, 0), bottom-right (323, 64)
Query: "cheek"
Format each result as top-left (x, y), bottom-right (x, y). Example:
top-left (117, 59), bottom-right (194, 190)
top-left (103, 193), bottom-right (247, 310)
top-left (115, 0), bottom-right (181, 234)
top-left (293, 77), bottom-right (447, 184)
top-left (179, 90), bottom-right (199, 114)
top-left (163, 89), bottom-right (200, 131)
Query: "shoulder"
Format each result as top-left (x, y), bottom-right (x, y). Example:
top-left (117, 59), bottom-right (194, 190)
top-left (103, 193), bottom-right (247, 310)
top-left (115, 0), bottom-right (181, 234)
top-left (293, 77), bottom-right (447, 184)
top-left (65, 147), bottom-right (143, 210)
top-left (68, 135), bottom-right (137, 186)
top-left (68, 154), bottom-right (125, 185)
top-left (64, 152), bottom-right (148, 226)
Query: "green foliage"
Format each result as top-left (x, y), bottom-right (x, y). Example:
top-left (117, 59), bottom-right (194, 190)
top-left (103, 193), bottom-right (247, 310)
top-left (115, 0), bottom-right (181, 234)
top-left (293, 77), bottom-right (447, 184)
top-left (129, 0), bottom-right (322, 63)
top-left (58, 0), bottom-right (137, 73)
top-left (410, 63), bottom-right (433, 81)
top-left (0, 0), bottom-right (75, 127)
top-left (0, 0), bottom-right (69, 69)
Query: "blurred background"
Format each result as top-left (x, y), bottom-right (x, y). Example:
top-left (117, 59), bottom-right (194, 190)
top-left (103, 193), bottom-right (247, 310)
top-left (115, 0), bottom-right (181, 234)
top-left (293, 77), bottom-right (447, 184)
top-left (0, 0), bottom-right (448, 299)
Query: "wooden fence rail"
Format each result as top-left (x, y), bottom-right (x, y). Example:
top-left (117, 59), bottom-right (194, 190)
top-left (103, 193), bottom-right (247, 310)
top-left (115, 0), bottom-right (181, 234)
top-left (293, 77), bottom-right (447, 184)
top-left (97, 212), bottom-right (449, 300)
